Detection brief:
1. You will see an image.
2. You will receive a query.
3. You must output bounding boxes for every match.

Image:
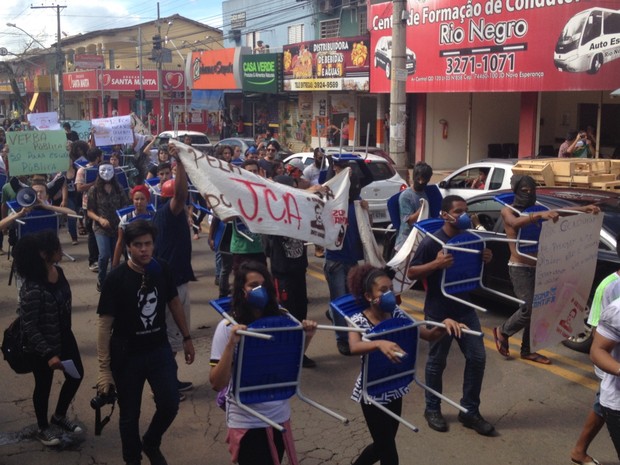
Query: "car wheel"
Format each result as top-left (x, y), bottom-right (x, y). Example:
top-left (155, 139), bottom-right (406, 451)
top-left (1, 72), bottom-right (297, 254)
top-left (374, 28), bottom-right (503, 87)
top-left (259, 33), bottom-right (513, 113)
top-left (561, 323), bottom-right (593, 353)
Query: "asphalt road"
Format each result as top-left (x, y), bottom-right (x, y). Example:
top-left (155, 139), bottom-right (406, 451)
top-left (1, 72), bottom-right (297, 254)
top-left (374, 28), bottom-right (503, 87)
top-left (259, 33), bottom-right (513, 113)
top-left (0, 233), bottom-right (617, 465)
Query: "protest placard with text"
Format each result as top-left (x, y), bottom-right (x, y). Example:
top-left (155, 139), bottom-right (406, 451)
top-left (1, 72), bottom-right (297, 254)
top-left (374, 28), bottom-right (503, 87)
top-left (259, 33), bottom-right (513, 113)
top-left (27, 112), bottom-right (60, 130)
top-left (91, 115), bottom-right (133, 146)
top-left (6, 130), bottom-right (68, 176)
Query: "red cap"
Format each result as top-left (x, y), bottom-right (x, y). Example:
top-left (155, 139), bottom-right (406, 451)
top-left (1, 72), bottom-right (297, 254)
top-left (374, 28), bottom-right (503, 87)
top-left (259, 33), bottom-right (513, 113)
top-left (130, 184), bottom-right (150, 202)
top-left (160, 179), bottom-right (175, 198)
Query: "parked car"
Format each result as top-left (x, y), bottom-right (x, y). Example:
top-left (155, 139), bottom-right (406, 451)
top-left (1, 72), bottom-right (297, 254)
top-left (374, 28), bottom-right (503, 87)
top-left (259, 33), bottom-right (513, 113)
top-left (466, 187), bottom-right (620, 353)
top-left (153, 130), bottom-right (213, 155)
top-left (436, 158), bottom-right (517, 200)
top-left (214, 137), bottom-right (257, 156)
top-left (324, 146), bottom-right (395, 164)
top-left (283, 151), bottom-right (407, 223)
top-left (374, 35), bottom-right (416, 79)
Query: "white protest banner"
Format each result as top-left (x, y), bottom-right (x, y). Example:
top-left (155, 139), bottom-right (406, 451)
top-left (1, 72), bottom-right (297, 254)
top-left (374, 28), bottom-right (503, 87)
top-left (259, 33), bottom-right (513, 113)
top-left (175, 142), bottom-right (350, 249)
top-left (27, 112), bottom-right (60, 130)
top-left (355, 200), bottom-right (385, 268)
top-left (530, 212), bottom-right (603, 352)
top-left (62, 120), bottom-right (92, 140)
top-left (91, 115), bottom-right (134, 146)
top-left (6, 130), bottom-right (69, 176)
top-left (386, 199), bottom-right (429, 295)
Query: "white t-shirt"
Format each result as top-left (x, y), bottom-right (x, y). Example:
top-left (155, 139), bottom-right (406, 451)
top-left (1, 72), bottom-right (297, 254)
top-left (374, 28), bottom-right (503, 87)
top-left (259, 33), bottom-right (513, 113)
top-left (210, 319), bottom-right (291, 428)
top-left (302, 164), bottom-right (321, 186)
top-left (595, 300), bottom-right (620, 411)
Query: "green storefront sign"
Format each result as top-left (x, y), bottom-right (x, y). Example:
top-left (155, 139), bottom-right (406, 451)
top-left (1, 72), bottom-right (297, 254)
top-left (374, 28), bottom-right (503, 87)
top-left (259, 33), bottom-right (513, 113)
top-left (241, 53), bottom-right (282, 93)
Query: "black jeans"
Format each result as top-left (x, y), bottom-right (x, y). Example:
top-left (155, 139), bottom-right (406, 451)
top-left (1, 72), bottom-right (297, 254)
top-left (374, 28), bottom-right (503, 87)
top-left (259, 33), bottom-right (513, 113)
top-left (112, 344), bottom-right (179, 464)
top-left (353, 397), bottom-right (402, 465)
top-left (274, 271), bottom-right (308, 321)
top-left (31, 331), bottom-right (83, 429)
top-left (602, 405), bottom-right (620, 460)
top-left (238, 427), bottom-right (284, 465)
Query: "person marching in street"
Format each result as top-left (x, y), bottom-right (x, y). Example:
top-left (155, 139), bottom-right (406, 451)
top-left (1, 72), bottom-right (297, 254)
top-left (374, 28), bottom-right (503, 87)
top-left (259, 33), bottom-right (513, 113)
top-left (97, 219), bottom-right (195, 465)
top-left (395, 162), bottom-right (432, 251)
top-left (151, 144), bottom-right (196, 400)
top-left (14, 230), bottom-right (84, 446)
top-left (112, 185), bottom-right (154, 269)
top-left (408, 195), bottom-right (495, 436)
top-left (492, 175), bottom-right (600, 365)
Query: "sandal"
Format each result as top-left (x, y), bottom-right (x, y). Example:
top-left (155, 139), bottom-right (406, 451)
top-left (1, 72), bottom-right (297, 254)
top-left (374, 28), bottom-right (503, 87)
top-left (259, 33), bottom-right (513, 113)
top-left (520, 352), bottom-right (551, 365)
top-left (493, 327), bottom-right (510, 357)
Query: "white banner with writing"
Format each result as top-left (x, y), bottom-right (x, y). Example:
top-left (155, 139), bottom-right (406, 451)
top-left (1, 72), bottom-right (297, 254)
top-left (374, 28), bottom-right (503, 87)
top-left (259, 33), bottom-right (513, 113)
top-left (27, 112), bottom-right (60, 130)
top-left (530, 213), bottom-right (603, 352)
top-left (386, 199), bottom-right (429, 295)
top-left (92, 115), bottom-right (134, 146)
top-left (355, 200), bottom-right (384, 268)
top-left (176, 143), bottom-right (351, 249)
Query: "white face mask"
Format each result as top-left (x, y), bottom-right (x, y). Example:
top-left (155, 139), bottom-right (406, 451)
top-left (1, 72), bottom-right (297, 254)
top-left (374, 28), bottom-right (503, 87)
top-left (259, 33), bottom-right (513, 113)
top-left (99, 164), bottom-right (114, 182)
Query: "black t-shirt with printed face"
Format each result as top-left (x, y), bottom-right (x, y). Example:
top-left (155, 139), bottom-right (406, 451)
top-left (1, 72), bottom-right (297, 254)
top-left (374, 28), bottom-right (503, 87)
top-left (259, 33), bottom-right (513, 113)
top-left (97, 260), bottom-right (178, 350)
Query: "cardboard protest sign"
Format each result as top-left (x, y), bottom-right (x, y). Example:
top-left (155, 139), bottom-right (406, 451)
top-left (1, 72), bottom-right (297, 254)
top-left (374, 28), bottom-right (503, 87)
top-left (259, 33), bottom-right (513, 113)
top-left (91, 115), bottom-right (133, 146)
top-left (175, 142), bottom-right (350, 249)
top-left (6, 130), bottom-right (69, 176)
top-left (386, 198), bottom-right (429, 295)
top-left (62, 120), bottom-right (92, 140)
top-left (27, 112), bottom-right (60, 130)
top-left (530, 212), bottom-right (603, 352)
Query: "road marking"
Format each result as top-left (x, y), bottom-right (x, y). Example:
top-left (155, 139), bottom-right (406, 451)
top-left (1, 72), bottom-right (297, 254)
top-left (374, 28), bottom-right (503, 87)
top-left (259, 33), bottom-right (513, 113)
top-left (307, 263), bottom-right (598, 391)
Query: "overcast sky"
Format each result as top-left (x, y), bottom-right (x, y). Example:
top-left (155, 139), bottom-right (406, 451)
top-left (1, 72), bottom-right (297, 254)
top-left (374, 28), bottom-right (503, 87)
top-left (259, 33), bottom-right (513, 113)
top-left (1, 0), bottom-right (223, 53)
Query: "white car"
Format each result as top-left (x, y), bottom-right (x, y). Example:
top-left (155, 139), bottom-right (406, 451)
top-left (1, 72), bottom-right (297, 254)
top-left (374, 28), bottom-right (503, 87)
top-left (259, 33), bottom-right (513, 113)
top-left (436, 159), bottom-right (517, 200)
top-left (283, 152), bottom-right (407, 223)
top-left (153, 130), bottom-right (213, 155)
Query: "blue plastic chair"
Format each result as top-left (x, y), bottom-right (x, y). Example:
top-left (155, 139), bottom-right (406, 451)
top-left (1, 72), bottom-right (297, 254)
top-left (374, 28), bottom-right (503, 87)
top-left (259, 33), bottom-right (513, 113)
top-left (116, 204), bottom-right (156, 223)
top-left (387, 191), bottom-right (402, 232)
top-left (209, 297), bottom-right (349, 432)
top-left (424, 184), bottom-right (443, 219)
top-left (414, 219), bottom-right (525, 311)
top-left (85, 167), bottom-right (99, 183)
top-left (494, 193), bottom-right (548, 260)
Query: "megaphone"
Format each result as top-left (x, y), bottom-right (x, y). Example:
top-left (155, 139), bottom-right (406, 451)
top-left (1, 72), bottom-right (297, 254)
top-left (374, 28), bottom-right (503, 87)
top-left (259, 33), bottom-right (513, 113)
top-left (16, 187), bottom-right (37, 208)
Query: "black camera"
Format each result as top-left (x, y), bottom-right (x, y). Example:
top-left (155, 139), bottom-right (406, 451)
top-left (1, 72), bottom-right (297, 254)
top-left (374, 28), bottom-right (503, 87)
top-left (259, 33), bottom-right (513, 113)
top-left (91, 387), bottom-right (117, 435)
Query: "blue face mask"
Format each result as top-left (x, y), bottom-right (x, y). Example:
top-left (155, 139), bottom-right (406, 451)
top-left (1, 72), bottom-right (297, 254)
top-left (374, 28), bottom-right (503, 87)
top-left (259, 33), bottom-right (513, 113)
top-left (246, 285), bottom-right (269, 310)
top-left (375, 291), bottom-right (397, 313)
top-left (449, 212), bottom-right (472, 230)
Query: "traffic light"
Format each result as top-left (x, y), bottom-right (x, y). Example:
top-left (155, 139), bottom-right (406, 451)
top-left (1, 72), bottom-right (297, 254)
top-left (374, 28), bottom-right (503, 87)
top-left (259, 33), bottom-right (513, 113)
top-left (135, 90), bottom-right (145, 99)
top-left (152, 35), bottom-right (162, 50)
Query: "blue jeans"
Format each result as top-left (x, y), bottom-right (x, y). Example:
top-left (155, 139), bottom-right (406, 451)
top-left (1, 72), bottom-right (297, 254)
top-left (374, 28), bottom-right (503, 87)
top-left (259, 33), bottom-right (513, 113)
top-left (424, 310), bottom-right (486, 415)
top-left (112, 344), bottom-right (179, 464)
top-left (501, 265), bottom-right (536, 355)
top-left (95, 233), bottom-right (117, 285)
top-left (323, 259), bottom-right (355, 343)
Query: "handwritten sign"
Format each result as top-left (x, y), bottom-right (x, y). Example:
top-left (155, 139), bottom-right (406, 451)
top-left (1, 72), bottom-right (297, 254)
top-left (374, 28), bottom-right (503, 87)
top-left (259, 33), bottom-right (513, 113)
top-left (6, 130), bottom-right (69, 176)
top-left (27, 112), bottom-right (60, 130)
top-left (91, 115), bottom-right (133, 146)
top-left (175, 142), bottom-right (351, 249)
top-left (530, 213), bottom-right (603, 352)
top-left (62, 120), bottom-right (92, 140)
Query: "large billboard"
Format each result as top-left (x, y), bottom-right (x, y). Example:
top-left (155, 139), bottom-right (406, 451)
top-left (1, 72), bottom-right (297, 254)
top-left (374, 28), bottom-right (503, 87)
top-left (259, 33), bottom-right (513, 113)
top-left (283, 35), bottom-right (370, 92)
top-left (190, 48), bottom-right (248, 90)
top-left (241, 53), bottom-right (283, 93)
top-left (369, 1), bottom-right (620, 92)
top-left (63, 70), bottom-right (185, 92)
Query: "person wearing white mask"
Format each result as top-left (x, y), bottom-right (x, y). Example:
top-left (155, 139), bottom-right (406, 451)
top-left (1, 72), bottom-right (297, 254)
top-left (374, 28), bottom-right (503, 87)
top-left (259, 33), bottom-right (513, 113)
top-left (87, 164), bottom-right (129, 291)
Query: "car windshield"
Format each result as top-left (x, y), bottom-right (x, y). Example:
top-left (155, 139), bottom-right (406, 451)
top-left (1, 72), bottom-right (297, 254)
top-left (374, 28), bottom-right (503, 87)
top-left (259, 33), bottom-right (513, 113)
top-left (189, 136), bottom-right (210, 144)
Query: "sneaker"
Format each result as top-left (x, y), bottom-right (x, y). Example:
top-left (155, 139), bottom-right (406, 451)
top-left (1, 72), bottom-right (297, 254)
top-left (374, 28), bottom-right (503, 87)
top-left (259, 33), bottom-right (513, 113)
top-left (337, 340), bottom-right (351, 356)
top-left (424, 410), bottom-right (448, 432)
top-left (325, 309), bottom-right (333, 322)
top-left (302, 355), bottom-right (317, 368)
top-left (89, 263), bottom-right (99, 272)
top-left (179, 392), bottom-right (186, 402)
top-left (177, 380), bottom-right (193, 392)
top-left (36, 428), bottom-right (60, 446)
top-left (458, 411), bottom-right (495, 436)
top-left (142, 441), bottom-right (169, 465)
top-left (51, 414), bottom-right (83, 433)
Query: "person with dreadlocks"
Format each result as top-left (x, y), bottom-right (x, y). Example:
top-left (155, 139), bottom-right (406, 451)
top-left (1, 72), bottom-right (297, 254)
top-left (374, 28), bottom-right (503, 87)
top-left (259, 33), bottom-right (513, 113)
top-left (493, 175), bottom-right (600, 365)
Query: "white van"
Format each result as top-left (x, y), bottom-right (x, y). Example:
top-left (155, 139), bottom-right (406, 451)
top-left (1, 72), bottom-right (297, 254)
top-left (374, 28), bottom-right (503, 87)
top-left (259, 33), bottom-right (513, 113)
top-left (554, 7), bottom-right (620, 74)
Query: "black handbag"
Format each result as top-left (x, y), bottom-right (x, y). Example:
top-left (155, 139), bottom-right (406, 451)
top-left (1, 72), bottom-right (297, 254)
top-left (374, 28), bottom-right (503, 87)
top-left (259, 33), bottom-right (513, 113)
top-left (1, 316), bottom-right (33, 374)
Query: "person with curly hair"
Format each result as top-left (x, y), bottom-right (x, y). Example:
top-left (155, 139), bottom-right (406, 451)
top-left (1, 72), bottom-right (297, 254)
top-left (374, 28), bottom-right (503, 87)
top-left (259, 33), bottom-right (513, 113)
top-left (346, 264), bottom-right (465, 465)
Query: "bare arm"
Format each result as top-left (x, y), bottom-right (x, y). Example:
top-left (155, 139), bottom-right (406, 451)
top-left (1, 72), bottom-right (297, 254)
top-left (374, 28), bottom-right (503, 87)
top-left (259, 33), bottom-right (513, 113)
top-left (209, 325), bottom-right (245, 391)
top-left (168, 144), bottom-right (188, 216)
top-left (591, 329), bottom-right (620, 376)
top-left (168, 295), bottom-right (195, 364)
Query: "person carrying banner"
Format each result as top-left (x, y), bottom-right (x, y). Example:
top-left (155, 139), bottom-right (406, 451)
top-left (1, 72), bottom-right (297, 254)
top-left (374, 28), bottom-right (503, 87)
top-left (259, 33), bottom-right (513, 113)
top-left (152, 145), bottom-right (196, 400)
top-left (492, 175), bottom-right (600, 365)
top-left (395, 162), bottom-right (433, 252)
top-left (408, 195), bottom-right (495, 436)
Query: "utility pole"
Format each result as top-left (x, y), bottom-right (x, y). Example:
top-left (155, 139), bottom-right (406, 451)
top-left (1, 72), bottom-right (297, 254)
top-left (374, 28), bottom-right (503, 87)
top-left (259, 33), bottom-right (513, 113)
top-left (389, 0), bottom-right (408, 170)
top-left (157, 2), bottom-right (164, 133)
top-left (32, 4), bottom-right (66, 120)
top-left (138, 26), bottom-right (144, 121)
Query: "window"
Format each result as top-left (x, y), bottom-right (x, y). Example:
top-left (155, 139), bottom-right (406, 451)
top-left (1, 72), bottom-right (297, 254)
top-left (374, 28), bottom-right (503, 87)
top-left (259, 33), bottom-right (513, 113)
top-left (288, 24), bottom-right (304, 44)
top-left (320, 19), bottom-right (340, 39)
top-left (358, 9), bottom-right (367, 35)
top-left (489, 168), bottom-right (504, 189)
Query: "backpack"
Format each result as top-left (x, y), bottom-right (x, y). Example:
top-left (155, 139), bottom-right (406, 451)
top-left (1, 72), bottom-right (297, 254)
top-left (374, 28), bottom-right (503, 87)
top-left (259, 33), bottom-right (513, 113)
top-left (1, 316), bottom-right (32, 374)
